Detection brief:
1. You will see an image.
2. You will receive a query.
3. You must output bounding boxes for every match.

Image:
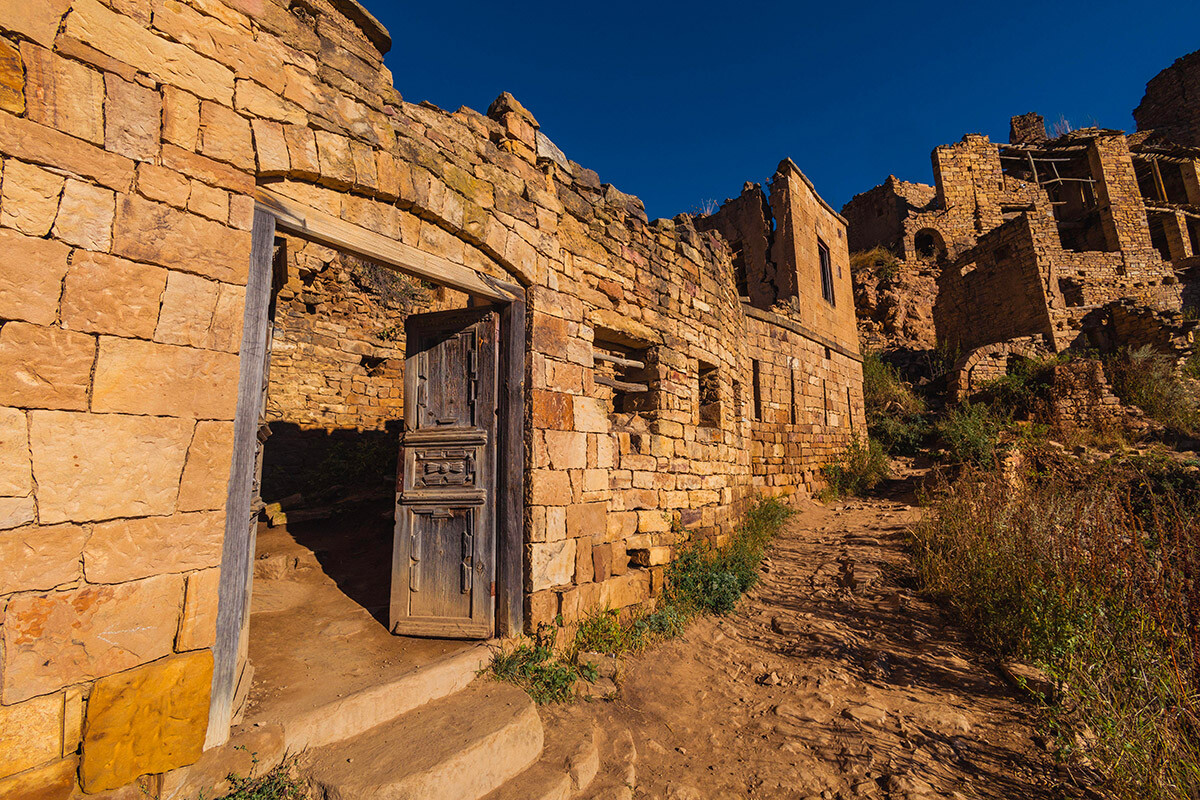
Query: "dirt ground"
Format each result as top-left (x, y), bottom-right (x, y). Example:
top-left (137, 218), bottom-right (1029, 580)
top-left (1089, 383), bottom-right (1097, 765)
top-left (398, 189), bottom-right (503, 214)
top-left (543, 488), bottom-right (1086, 800)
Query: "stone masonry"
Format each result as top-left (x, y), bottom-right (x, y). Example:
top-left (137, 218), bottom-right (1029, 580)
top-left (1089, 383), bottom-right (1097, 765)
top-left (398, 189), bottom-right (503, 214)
top-left (0, 0), bottom-right (864, 796)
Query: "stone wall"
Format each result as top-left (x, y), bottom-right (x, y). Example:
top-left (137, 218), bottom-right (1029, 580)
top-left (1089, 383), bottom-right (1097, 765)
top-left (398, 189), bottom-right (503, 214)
top-left (1135, 48), bottom-right (1200, 148)
top-left (0, 0), bottom-right (864, 794)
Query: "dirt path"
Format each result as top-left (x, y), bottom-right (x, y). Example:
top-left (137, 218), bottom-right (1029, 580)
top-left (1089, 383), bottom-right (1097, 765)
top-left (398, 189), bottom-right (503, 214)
top-left (545, 492), bottom-right (1082, 800)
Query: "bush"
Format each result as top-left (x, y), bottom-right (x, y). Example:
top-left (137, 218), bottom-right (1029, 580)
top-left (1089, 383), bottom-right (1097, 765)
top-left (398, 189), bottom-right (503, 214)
top-left (861, 351), bottom-right (929, 456)
top-left (850, 246), bottom-right (901, 284)
top-left (910, 463), bottom-right (1200, 799)
top-left (820, 437), bottom-right (890, 497)
top-left (1107, 345), bottom-right (1199, 435)
top-left (212, 756), bottom-right (305, 800)
top-left (936, 402), bottom-right (1008, 466)
top-left (488, 623), bottom-right (588, 704)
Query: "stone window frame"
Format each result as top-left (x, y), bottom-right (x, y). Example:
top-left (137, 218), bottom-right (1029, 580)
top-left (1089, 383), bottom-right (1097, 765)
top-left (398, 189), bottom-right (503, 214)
top-left (818, 238), bottom-right (835, 306)
top-left (697, 359), bottom-right (721, 428)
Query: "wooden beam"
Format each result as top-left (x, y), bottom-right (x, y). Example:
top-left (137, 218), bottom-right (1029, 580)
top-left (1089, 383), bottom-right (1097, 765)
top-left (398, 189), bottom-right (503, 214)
top-left (594, 351), bottom-right (646, 369)
top-left (255, 186), bottom-right (515, 302)
top-left (496, 298), bottom-right (526, 638)
top-left (206, 208), bottom-right (276, 748)
top-left (595, 374), bottom-right (649, 393)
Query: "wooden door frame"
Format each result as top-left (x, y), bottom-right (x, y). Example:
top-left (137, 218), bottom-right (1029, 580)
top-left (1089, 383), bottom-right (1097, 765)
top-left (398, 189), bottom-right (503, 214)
top-left (206, 191), bottom-right (526, 746)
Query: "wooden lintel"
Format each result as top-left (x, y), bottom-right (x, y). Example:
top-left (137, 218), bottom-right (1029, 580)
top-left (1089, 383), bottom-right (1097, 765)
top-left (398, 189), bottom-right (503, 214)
top-left (594, 351), bottom-right (646, 369)
top-left (254, 186), bottom-right (515, 302)
top-left (595, 375), bottom-right (649, 393)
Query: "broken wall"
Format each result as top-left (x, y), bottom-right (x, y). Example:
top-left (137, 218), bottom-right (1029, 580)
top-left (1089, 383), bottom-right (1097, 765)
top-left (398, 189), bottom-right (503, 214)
top-left (1135, 48), bottom-right (1200, 148)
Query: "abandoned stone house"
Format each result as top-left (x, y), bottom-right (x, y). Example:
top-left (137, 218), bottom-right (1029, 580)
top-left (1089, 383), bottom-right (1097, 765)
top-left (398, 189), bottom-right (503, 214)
top-left (843, 87), bottom-right (1200, 391)
top-left (0, 0), bottom-right (864, 796)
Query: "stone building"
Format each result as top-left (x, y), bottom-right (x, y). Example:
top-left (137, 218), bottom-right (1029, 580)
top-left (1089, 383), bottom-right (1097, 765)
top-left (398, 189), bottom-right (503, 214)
top-left (0, 0), bottom-right (863, 796)
top-left (842, 108), bottom-right (1200, 378)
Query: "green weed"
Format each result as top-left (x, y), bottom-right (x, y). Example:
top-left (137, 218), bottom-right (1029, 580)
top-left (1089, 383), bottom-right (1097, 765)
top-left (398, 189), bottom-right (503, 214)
top-left (205, 753), bottom-right (305, 800)
top-left (819, 437), bottom-right (890, 498)
top-left (936, 402), bottom-right (1008, 466)
top-left (1108, 345), bottom-right (1200, 435)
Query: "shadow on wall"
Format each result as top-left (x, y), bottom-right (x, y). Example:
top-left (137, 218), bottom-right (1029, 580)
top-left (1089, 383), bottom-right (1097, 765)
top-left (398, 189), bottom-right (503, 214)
top-left (261, 421), bottom-right (401, 504)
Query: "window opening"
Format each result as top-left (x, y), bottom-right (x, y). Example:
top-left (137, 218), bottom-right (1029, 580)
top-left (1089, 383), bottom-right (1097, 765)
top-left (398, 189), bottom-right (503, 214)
top-left (818, 239), bottom-right (835, 305)
top-left (594, 337), bottom-right (653, 422)
top-left (697, 360), bottom-right (720, 428)
top-left (751, 360), bottom-right (763, 421)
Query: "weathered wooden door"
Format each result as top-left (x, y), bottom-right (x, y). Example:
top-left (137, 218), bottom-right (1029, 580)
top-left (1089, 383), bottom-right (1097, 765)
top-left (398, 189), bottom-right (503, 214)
top-left (390, 308), bottom-right (498, 638)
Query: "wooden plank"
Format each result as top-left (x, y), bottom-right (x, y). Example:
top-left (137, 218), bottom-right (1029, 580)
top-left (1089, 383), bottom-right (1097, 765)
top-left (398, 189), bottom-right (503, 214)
top-left (206, 208), bottom-right (276, 748)
top-left (255, 186), bottom-right (515, 303)
top-left (497, 297), bottom-right (526, 637)
top-left (594, 351), bottom-right (645, 369)
top-left (595, 374), bottom-right (649, 393)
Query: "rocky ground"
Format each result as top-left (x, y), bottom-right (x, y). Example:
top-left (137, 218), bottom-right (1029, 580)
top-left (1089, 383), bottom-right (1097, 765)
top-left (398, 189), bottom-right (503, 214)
top-left (543, 483), bottom-right (1083, 800)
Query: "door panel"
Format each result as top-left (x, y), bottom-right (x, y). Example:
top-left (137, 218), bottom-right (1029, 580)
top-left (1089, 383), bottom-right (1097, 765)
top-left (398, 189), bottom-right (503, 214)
top-left (391, 308), bottom-right (498, 638)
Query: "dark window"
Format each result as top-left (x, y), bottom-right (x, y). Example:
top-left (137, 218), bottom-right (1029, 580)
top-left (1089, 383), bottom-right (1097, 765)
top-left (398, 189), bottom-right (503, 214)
top-left (818, 239), bottom-right (835, 306)
top-left (789, 368), bottom-right (798, 425)
top-left (698, 360), bottom-right (720, 428)
top-left (751, 360), bottom-right (763, 421)
top-left (595, 338), bottom-right (654, 421)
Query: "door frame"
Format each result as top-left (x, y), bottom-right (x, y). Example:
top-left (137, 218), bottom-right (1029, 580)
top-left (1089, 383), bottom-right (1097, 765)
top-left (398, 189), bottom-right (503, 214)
top-left (206, 189), bottom-right (526, 746)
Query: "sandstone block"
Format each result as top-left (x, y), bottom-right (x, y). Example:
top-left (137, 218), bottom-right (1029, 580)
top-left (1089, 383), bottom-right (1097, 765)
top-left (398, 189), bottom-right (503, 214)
top-left (178, 420), bottom-right (234, 512)
top-left (236, 78), bottom-right (304, 124)
top-left (0, 229), bottom-right (69, 326)
top-left (544, 429), bottom-right (587, 469)
top-left (531, 389), bottom-right (573, 429)
top-left (566, 502), bottom-right (607, 538)
top-left (0, 109), bottom-right (134, 191)
top-left (152, 0), bottom-right (281, 93)
top-left (0, 405), bottom-right (31, 496)
top-left (2, 573), bottom-right (183, 703)
top-left (161, 143), bottom-right (252, 194)
top-left (93, 337), bottom-right (239, 419)
top-left (629, 546), bottom-right (671, 567)
top-left (0, 159), bottom-right (64, 236)
top-left (0, 756), bottom-right (76, 800)
top-left (84, 511), bottom-right (224, 584)
top-left (599, 570), bottom-right (651, 610)
top-left (572, 396), bottom-right (608, 433)
top-left (162, 86), bottom-right (200, 150)
top-left (29, 411), bottom-right (192, 523)
top-left (21, 42), bottom-right (104, 144)
top-left (65, 0), bottom-right (234, 104)
top-left (283, 124), bottom-right (319, 179)
top-left (0, 0), bottom-right (72, 47)
top-left (0, 322), bottom-right (95, 411)
top-left (104, 73), bottom-right (161, 161)
top-left (176, 567), bottom-right (220, 651)
top-left (314, 129), bottom-right (355, 188)
top-left (113, 195), bottom-right (251, 284)
top-left (52, 179), bottom-right (115, 251)
top-left (137, 163), bottom-right (191, 208)
top-left (187, 179), bottom-right (228, 221)
top-left (0, 37), bottom-right (23, 114)
top-left (574, 538), bottom-right (593, 583)
top-left (251, 119), bottom-right (290, 175)
top-left (529, 538), bottom-right (576, 591)
top-left (592, 543), bottom-right (613, 582)
top-left (60, 251), bottom-right (167, 339)
top-left (0, 691), bottom-right (63, 778)
top-left (529, 469), bottom-right (572, 506)
top-left (199, 101), bottom-right (254, 170)
top-left (80, 650), bottom-right (213, 793)
top-left (0, 523), bottom-right (88, 594)
top-left (0, 495), bottom-right (34, 530)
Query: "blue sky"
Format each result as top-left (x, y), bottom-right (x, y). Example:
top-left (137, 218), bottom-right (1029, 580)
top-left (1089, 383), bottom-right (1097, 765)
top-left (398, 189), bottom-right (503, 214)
top-left (377, 1), bottom-right (1200, 220)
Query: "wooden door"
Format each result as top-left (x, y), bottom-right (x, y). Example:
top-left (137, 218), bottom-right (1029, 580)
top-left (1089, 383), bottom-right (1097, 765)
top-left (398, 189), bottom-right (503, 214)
top-left (390, 308), bottom-right (498, 638)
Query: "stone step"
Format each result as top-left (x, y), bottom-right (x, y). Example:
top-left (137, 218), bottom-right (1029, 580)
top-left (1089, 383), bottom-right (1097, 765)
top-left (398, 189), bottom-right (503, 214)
top-left (482, 720), bottom-right (601, 800)
top-left (279, 643), bottom-right (491, 752)
top-left (304, 679), bottom-right (543, 800)
top-left (580, 727), bottom-right (638, 800)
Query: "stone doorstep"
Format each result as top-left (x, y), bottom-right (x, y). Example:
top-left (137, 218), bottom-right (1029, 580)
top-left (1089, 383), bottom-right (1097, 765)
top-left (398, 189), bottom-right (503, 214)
top-left (302, 679), bottom-right (543, 800)
top-left (481, 720), bottom-right (601, 800)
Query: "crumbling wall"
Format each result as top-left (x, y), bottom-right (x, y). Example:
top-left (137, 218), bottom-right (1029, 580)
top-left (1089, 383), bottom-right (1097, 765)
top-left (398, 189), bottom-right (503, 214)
top-left (1135, 48), bottom-right (1200, 148)
top-left (1035, 360), bottom-right (1123, 435)
top-left (841, 176), bottom-right (935, 255)
top-left (693, 182), bottom-right (777, 308)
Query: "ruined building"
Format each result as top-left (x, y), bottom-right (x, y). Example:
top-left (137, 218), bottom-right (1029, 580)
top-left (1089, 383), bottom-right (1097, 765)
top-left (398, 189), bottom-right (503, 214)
top-left (0, 0), bottom-right (863, 796)
top-left (843, 90), bottom-right (1200, 390)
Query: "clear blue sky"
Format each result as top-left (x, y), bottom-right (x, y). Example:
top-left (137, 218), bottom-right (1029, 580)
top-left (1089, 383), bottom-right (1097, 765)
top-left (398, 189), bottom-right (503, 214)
top-left (376, 1), bottom-right (1200, 220)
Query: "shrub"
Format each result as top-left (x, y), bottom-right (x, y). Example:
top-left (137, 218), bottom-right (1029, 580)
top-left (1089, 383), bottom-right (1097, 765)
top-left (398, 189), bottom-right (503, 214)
top-left (910, 463), bottom-right (1200, 799)
top-left (850, 246), bottom-right (901, 284)
top-left (488, 623), bottom-right (589, 704)
top-left (211, 755), bottom-right (305, 800)
top-left (936, 402), bottom-right (1007, 466)
top-left (1107, 345), bottom-right (1199, 435)
top-left (820, 437), bottom-right (890, 497)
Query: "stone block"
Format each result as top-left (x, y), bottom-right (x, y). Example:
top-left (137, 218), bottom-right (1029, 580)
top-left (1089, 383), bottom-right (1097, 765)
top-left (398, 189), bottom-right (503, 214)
top-left (84, 511), bottom-right (224, 584)
top-left (60, 252), bottom-right (167, 339)
top-left (574, 538), bottom-right (593, 584)
top-left (544, 429), bottom-right (587, 469)
top-left (178, 420), bottom-right (234, 512)
top-left (0, 159), bottom-right (64, 236)
top-left (0, 322), bottom-right (95, 411)
top-left (0, 522), bottom-right (88, 595)
top-left (283, 124), bottom-right (319, 179)
top-left (251, 119), bottom-right (290, 175)
top-left (235, 78), bottom-right (304, 124)
top-left (592, 543), bottom-right (613, 582)
top-left (199, 100), bottom-right (253, 170)
top-left (51, 179), bottom-right (115, 251)
top-left (599, 570), bottom-right (652, 609)
top-left (0, 0), bottom-right (72, 47)
top-left (531, 389), bottom-right (573, 429)
top-left (0, 691), bottom-right (63, 778)
top-left (92, 337), bottom-right (240, 419)
top-left (566, 502), bottom-right (606, 539)
top-left (529, 469), bottom-right (572, 506)
top-left (104, 73), bottom-right (160, 161)
top-left (155, 270), bottom-right (220, 348)
top-left (528, 538), bottom-right (575, 591)
top-left (29, 411), bottom-right (192, 524)
top-left (176, 567), bottom-right (220, 651)
top-left (0, 496), bottom-right (34, 530)
top-left (0, 37), bottom-right (24, 114)
top-left (208, 282), bottom-right (246, 352)
top-left (162, 86), bottom-right (200, 150)
top-left (314, 129), bottom-right (354, 188)
top-left (65, 0), bottom-right (234, 104)
top-left (572, 395), bottom-right (608, 433)
top-left (137, 163), bottom-right (191, 208)
top-left (0, 108), bottom-right (134, 192)
top-left (0, 223), bottom-right (70, 327)
top-left (637, 510), bottom-right (671, 533)
top-left (80, 650), bottom-right (213, 793)
top-left (112, 195), bottom-right (250, 284)
top-left (2, 573), bottom-right (183, 703)
top-left (0, 757), bottom-right (76, 799)
top-left (21, 42), bottom-right (104, 144)
top-left (0, 405), bottom-right (31, 497)
top-left (629, 546), bottom-right (671, 567)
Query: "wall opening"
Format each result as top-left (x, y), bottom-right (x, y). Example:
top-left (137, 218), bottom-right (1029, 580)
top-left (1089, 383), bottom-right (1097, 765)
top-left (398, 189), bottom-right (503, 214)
top-left (595, 337), bottom-right (654, 424)
top-left (818, 238), bottom-right (835, 305)
top-left (697, 360), bottom-right (720, 428)
top-left (751, 360), bottom-right (763, 421)
top-left (1147, 212), bottom-right (1173, 261)
top-left (1188, 217), bottom-right (1200, 257)
top-left (913, 228), bottom-right (947, 264)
